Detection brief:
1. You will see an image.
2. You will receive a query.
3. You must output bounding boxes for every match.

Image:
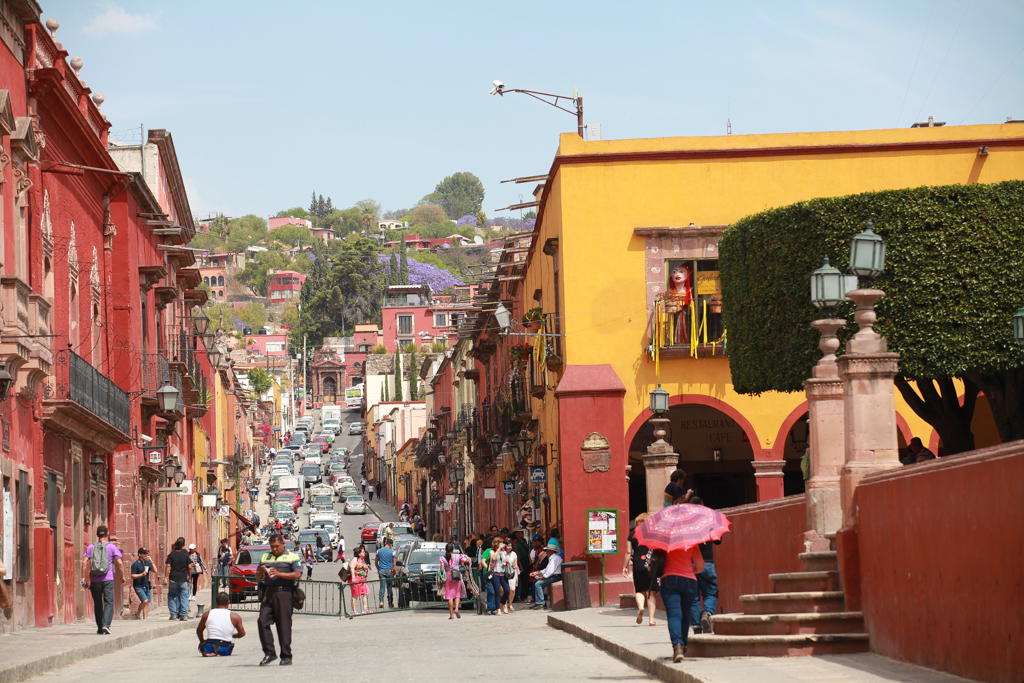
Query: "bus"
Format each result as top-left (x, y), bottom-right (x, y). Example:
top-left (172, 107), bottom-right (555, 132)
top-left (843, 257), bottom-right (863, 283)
top-left (345, 384), bottom-right (364, 410)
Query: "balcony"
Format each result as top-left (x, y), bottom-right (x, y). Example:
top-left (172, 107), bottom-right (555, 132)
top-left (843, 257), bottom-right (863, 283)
top-left (43, 349), bottom-right (130, 452)
top-left (138, 353), bottom-right (185, 421)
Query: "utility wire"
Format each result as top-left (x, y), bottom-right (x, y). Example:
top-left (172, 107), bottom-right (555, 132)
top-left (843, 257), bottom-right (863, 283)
top-left (959, 43), bottom-right (1024, 124)
top-left (896, 0), bottom-right (936, 128)
top-left (915, 0), bottom-right (972, 123)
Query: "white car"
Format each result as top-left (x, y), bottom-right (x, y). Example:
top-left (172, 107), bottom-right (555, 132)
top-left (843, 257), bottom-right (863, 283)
top-left (303, 451), bottom-right (322, 465)
top-left (344, 495), bottom-right (367, 515)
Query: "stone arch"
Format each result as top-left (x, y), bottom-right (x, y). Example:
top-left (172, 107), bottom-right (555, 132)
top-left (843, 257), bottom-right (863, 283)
top-left (625, 394), bottom-right (766, 461)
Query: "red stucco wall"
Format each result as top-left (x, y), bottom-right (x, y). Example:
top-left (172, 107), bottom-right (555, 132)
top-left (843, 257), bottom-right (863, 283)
top-left (857, 443), bottom-right (1024, 683)
top-left (713, 495), bottom-right (806, 614)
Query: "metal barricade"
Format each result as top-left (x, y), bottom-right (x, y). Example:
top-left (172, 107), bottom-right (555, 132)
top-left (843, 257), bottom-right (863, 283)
top-left (212, 574), bottom-right (344, 617)
top-left (340, 573), bottom-right (478, 619)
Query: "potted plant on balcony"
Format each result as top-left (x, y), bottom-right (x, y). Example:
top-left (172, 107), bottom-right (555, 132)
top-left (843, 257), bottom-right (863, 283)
top-left (545, 350), bottom-right (564, 373)
top-left (509, 343), bottom-right (532, 365)
top-left (522, 307), bottom-right (545, 332)
top-left (658, 291), bottom-right (687, 314)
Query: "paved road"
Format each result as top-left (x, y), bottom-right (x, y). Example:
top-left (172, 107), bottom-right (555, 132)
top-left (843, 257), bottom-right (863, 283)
top-left (27, 608), bottom-right (651, 681)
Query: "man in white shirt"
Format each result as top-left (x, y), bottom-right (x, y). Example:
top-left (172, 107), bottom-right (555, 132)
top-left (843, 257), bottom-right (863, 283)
top-left (197, 591), bottom-right (246, 656)
top-left (529, 543), bottom-right (563, 609)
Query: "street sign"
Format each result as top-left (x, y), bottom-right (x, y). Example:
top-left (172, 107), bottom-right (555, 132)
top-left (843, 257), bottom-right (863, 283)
top-left (243, 509), bottom-right (253, 520)
top-left (529, 466), bottom-right (547, 483)
top-left (218, 505), bottom-right (230, 517)
top-left (147, 449), bottom-right (164, 465)
top-left (502, 480), bottom-right (516, 495)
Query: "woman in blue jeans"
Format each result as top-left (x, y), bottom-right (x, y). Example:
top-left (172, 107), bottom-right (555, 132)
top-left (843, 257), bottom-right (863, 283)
top-left (659, 544), bottom-right (705, 662)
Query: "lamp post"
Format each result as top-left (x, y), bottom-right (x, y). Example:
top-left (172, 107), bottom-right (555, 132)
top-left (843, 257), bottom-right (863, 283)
top-left (488, 81), bottom-right (584, 138)
top-left (641, 383), bottom-right (677, 513)
top-left (157, 380), bottom-right (179, 412)
top-left (0, 361), bottom-right (13, 401)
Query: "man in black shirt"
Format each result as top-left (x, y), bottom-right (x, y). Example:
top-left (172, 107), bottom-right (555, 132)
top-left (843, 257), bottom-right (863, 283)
top-left (256, 534), bottom-right (302, 666)
top-left (164, 539), bottom-right (193, 621)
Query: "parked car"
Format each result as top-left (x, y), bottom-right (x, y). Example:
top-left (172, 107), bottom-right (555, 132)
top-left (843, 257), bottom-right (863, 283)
top-left (344, 495), bottom-right (367, 515)
top-left (376, 522), bottom-right (415, 546)
top-left (227, 544), bottom-right (271, 602)
top-left (348, 422), bottom-right (364, 435)
top-left (297, 529), bottom-right (333, 561)
top-left (396, 542), bottom-right (454, 606)
top-left (361, 521), bottom-right (384, 544)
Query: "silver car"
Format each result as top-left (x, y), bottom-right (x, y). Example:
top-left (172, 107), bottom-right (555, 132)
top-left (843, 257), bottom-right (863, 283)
top-left (344, 495), bottom-right (367, 515)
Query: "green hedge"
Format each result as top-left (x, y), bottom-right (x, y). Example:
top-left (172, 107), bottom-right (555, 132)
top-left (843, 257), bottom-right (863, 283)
top-left (718, 181), bottom-right (1024, 395)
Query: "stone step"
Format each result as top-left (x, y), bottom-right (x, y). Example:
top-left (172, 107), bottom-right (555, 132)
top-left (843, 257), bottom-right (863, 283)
top-left (711, 611), bottom-right (864, 636)
top-left (769, 570), bottom-right (841, 593)
top-left (740, 591), bottom-right (846, 615)
top-left (799, 550), bottom-right (838, 573)
top-left (686, 632), bottom-right (869, 658)
top-left (619, 593), bottom-right (636, 609)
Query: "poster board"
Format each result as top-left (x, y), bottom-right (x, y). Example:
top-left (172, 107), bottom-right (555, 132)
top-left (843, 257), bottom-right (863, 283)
top-left (586, 508), bottom-right (618, 554)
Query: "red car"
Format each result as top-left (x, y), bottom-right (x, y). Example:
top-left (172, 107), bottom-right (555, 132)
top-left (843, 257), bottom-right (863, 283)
top-left (361, 521), bottom-right (383, 543)
top-left (274, 491), bottom-right (300, 511)
top-left (228, 544), bottom-right (270, 602)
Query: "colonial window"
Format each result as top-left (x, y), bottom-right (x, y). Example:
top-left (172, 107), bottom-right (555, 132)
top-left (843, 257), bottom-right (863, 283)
top-left (218, 276), bottom-right (224, 287)
top-left (434, 313), bottom-right (447, 327)
top-left (17, 470), bottom-right (29, 579)
top-left (398, 315), bottom-right (413, 335)
top-left (203, 276), bottom-right (209, 286)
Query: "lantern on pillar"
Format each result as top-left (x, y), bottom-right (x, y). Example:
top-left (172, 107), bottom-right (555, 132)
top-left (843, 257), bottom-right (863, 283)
top-left (649, 383), bottom-right (669, 416)
top-left (849, 219), bottom-right (886, 279)
top-left (811, 257), bottom-right (846, 310)
top-left (1014, 306), bottom-right (1024, 345)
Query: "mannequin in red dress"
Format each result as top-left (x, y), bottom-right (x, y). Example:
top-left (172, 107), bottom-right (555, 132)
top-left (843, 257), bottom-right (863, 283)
top-left (668, 265), bottom-right (692, 343)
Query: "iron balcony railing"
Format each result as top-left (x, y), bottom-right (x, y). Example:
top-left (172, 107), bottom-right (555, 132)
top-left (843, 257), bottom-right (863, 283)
top-left (47, 349), bottom-right (130, 436)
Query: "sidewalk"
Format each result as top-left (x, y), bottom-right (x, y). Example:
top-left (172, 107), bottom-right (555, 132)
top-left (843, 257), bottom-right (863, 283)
top-left (366, 499), bottom-right (402, 523)
top-left (548, 607), bottom-right (975, 683)
top-left (0, 606), bottom-right (193, 683)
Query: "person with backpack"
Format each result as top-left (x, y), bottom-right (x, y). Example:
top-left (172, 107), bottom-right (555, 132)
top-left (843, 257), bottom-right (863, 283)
top-left (82, 525), bottom-right (124, 634)
top-left (165, 539), bottom-right (193, 620)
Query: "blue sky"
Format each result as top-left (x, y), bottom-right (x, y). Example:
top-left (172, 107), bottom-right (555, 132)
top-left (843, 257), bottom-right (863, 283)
top-left (46, 1), bottom-right (1024, 221)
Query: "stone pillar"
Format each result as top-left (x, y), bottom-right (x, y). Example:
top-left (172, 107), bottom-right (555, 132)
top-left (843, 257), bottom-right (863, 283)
top-left (752, 460), bottom-right (786, 500)
top-left (641, 417), bottom-right (678, 513)
top-left (837, 290), bottom-right (901, 527)
top-left (803, 319), bottom-right (846, 550)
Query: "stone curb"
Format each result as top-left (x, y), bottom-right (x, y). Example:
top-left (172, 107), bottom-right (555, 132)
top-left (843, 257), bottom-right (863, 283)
top-left (0, 620), bottom-right (192, 683)
top-left (547, 613), bottom-right (711, 683)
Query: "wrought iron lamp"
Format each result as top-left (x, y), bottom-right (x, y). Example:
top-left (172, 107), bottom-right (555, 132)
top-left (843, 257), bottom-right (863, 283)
top-left (191, 309), bottom-right (210, 336)
top-left (89, 454), bottom-right (105, 480)
top-left (157, 380), bottom-right (179, 411)
top-left (173, 467), bottom-right (186, 486)
top-left (493, 303), bottom-right (512, 332)
top-left (0, 361), bottom-right (12, 401)
top-left (162, 461), bottom-right (177, 481)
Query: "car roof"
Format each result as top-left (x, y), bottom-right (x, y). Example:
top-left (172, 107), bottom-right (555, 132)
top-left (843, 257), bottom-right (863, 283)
top-left (363, 521), bottom-right (383, 528)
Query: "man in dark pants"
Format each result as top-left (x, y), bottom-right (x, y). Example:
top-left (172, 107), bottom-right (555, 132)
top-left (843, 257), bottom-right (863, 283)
top-left (688, 497), bottom-right (721, 634)
top-left (82, 525), bottom-right (124, 634)
top-left (255, 534), bottom-right (302, 666)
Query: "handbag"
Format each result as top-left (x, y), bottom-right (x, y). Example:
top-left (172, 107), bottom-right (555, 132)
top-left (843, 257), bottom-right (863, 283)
top-left (337, 566), bottom-right (351, 582)
top-left (292, 586), bottom-right (306, 610)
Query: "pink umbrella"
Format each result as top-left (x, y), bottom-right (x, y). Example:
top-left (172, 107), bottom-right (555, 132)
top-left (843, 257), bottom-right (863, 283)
top-left (634, 504), bottom-right (730, 552)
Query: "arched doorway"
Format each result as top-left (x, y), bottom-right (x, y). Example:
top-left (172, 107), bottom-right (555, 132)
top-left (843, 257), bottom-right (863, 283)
top-left (322, 375), bottom-right (337, 402)
top-left (629, 403), bottom-right (758, 514)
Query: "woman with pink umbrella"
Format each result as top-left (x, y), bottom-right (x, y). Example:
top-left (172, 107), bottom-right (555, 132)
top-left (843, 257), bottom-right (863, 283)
top-left (634, 503), bottom-right (730, 663)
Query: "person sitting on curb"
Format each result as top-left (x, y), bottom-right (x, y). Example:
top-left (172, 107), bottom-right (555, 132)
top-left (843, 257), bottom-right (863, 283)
top-left (196, 591), bottom-right (246, 657)
top-left (902, 437), bottom-right (937, 465)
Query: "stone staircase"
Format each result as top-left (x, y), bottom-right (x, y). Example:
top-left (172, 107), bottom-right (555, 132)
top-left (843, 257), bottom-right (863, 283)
top-left (685, 549), bottom-right (869, 657)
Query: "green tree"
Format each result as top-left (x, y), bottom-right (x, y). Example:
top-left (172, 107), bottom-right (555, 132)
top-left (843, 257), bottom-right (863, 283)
top-left (236, 250), bottom-right (290, 296)
top-left (320, 208), bottom-right (365, 237)
top-left (225, 214), bottom-right (268, 249)
top-left (399, 236), bottom-right (409, 284)
top-left (408, 348), bottom-right (419, 401)
top-left (719, 180), bottom-right (1024, 452)
top-left (275, 207), bottom-right (309, 219)
top-left (247, 367), bottom-right (273, 397)
top-left (409, 204), bottom-right (448, 226)
top-left (309, 191), bottom-right (318, 218)
top-left (394, 352), bottom-right (403, 401)
top-left (237, 302), bottom-right (268, 331)
top-left (423, 172), bottom-right (485, 219)
top-left (389, 251), bottom-right (400, 286)
top-left (324, 197), bottom-right (334, 214)
top-left (268, 224), bottom-right (312, 247)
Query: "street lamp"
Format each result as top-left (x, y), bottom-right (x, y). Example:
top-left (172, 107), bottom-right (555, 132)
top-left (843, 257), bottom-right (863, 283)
top-left (489, 81), bottom-right (584, 137)
top-left (162, 461), bottom-right (177, 480)
top-left (849, 220), bottom-right (886, 279)
top-left (173, 468), bottom-right (186, 486)
top-left (89, 454), bottom-right (105, 480)
top-left (192, 309), bottom-right (210, 336)
top-left (157, 380), bottom-right (179, 412)
top-left (0, 361), bottom-right (12, 401)
top-left (810, 257), bottom-right (846, 310)
top-left (454, 465), bottom-right (466, 482)
top-left (493, 303), bottom-right (512, 332)
top-left (649, 383), bottom-right (669, 416)
top-left (490, 434), bottom-right (503, 458)
top-left (1014, 306), bottom-right (1024, 345)
top-left (513, 431), bottom-right (532, 463)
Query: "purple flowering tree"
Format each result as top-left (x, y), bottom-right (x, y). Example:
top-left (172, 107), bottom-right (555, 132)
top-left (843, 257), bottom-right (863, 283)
top-left (378, 254), bottom-right (464, 291)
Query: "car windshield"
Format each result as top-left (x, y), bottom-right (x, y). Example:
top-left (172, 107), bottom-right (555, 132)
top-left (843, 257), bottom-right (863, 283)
top-left (302, 466), bottom-right (319, 474)
top-left (313, 496), bottom-right (333, 504)
top-left (276, 511), bottom-right (296, 519)
top-left (235, 547), bottom-right (269, 566)
top-left (407, 549), bottom-right (444, 565)
top-left (346, 496), bottom-right (364, 503)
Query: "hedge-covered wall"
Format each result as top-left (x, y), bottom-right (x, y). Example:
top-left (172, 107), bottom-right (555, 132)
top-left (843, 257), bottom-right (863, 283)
top-left (719, 181), bottom-right (1024, 395)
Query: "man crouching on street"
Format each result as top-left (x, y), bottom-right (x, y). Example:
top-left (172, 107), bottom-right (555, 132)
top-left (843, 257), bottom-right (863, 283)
top-left (255, 533), bottom-right (302, 666)
top-left (196, 591), bottom-right (245, 656)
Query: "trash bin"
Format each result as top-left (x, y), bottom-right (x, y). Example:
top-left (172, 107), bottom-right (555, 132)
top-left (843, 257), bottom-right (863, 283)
top-left (561, 561), bottom-right (591, 611)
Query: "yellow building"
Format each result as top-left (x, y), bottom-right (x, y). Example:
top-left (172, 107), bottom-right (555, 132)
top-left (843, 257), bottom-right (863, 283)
top-left (522, 123), bottom-right (1024, 513)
